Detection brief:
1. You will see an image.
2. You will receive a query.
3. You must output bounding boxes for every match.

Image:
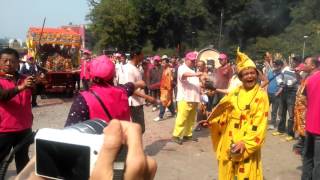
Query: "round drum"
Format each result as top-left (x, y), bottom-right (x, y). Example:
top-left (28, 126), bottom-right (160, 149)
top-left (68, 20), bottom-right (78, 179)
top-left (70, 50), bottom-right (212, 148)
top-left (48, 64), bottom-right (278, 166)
top-left (197, 48), bottom-right (221, 68)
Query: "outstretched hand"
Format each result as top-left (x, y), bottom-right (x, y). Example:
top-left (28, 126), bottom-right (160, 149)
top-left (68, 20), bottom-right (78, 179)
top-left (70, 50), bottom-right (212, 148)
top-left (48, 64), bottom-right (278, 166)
top-left (90, 120), bottom-right (157, 180)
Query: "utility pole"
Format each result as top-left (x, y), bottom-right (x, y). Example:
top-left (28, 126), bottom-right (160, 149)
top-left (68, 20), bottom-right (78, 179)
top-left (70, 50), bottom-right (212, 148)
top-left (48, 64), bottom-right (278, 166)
top-left (302, 35), bottom-right (308, 59)
top-left (218, 9), bottom-right (224, 50)
top-left (191, 31), bottom-right (196, 50)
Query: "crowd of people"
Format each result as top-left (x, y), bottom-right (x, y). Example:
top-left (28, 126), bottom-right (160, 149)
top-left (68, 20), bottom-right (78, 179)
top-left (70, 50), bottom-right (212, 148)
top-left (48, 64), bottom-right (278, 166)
top-left (1, 45), bottom-right (320, 179)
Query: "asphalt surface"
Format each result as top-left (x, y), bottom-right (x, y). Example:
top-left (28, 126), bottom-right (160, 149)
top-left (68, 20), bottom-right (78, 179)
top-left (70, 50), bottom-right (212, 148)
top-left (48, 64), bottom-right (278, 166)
top-left (6, 97), bottom-right (301, 180)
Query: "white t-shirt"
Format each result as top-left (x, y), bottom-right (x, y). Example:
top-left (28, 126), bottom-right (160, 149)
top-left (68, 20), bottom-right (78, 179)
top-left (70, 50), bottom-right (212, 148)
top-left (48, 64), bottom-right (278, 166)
top-left (123, 62), bottom-right (145, 106)
top-left (176, 63), bottom-right (200, 102)
top-left (115, 63), bottom-right (126, 85)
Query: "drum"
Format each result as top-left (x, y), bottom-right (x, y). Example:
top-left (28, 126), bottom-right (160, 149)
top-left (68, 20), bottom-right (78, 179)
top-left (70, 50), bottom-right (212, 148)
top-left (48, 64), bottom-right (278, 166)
top-left (197, 48), bottom-right (221, 68)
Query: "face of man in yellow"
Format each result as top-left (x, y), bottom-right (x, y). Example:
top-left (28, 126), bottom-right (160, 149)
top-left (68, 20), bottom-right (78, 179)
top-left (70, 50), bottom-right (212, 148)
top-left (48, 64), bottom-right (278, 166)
top-left (238, 67), bottom-right (258, 90)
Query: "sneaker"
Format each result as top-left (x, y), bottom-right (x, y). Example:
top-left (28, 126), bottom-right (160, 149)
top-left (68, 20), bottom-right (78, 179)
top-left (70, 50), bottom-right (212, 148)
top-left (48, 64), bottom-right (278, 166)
top-left (152, 107), bottom-right (157, 112)
top-left (171, 136), bottom-right (183, 145)
top-left (285, 136), bottom-right (294, 141)
top-left (195, 126), bottom-right (202, 131)
top-left (166, 113), bottom-right (176, 118)
top-left (183, 136), bottom-right (198, 142)
top-left (40, 95), bottom-right (48, 99)
top-left (268, 125), bottom-right (275, 130)
top-left (153, 117), bottom-right (163, 122)
top-left (272, 131), bottom-right (283, 136)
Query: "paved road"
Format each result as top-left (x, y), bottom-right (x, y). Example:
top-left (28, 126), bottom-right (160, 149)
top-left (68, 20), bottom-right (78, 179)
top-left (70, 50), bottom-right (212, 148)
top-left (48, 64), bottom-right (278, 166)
top-left (6, 97), bottom-right (301, 180)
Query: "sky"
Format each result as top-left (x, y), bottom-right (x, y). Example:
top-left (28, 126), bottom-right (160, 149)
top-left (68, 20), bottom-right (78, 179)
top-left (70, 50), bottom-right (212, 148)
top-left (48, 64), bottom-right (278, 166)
top-left (0, 0), bottom-right (90, 40)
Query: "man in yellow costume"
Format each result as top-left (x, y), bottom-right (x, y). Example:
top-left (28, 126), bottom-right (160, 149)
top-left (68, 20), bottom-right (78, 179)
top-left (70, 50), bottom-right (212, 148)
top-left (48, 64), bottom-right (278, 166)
top-left (207, 48), bottom-right (269, 180)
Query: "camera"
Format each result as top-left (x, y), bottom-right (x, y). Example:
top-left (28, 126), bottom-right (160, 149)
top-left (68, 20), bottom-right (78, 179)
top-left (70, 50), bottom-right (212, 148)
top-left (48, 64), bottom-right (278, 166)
top-left (35, 119), bottom-right (127, 180)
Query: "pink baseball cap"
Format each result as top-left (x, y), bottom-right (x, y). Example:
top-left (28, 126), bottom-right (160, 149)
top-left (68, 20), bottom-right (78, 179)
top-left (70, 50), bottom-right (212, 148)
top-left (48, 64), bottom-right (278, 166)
top-left (153, 55), bottom-right (161, 61)
top-left (90, 55), bottom-right (115, 81)
top-left (82, 49), bottom-right (92, 55)
top-left (185, 51), bottom-right (197, 61)
top-left (295, 63), bottom-right (306, 72)
top-left (219, 53), bottom-right (227, 60)
top-left (27, 55), bottom-right (34, 60)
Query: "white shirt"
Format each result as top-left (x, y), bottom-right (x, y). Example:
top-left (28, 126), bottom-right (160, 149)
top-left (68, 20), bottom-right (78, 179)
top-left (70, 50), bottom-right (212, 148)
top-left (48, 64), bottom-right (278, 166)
top-left (176, 63), bottom-right (200, 102)
top-left (123, 62), bottom-right (145, 106)
top-left (115, 63), bottom-right (126, 85)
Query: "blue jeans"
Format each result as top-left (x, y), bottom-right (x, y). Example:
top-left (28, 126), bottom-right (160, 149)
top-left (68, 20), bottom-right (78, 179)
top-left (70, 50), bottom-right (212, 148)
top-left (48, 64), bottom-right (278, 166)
top-left (159, 103), bottom-right (175, 118)
top-left (301, 132), bottom-right (320, 180)
top-left (268, 93), bottom-right (281, 127)
top-left (278, 90), bottom-right (296, 137)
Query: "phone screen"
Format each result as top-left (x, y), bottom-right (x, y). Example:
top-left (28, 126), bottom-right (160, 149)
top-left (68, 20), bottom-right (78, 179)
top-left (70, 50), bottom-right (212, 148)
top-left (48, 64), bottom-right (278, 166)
top-left (36, 139), bottom-right (90, 180)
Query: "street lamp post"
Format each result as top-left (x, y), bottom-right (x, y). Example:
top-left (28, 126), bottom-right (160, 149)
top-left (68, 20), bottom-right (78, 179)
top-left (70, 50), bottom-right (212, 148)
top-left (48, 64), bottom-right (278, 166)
top-left (191, 31), bottom-right (196, 50)
top-left (218, 8), bottom-right (224, 49)
top-left (302, 35), bottom-right (309, 59)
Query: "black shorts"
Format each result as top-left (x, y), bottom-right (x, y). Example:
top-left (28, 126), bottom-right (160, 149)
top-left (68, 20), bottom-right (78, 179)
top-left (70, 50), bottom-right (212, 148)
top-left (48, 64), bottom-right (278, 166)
top-left (130, 105), bottom-right (145, 133)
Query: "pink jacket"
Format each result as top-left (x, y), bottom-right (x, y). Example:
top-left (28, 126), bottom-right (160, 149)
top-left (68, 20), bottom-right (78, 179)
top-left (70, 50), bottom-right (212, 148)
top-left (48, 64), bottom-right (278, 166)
top-left (81, 84), bottom-right (131, 122)
top-left (0, 77), bottom-right (33, 132)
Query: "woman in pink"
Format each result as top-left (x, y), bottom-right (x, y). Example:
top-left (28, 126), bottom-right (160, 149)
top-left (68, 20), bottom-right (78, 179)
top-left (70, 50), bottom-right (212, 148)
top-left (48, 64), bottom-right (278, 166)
top-left (65, 55), bottom-right (145, 126)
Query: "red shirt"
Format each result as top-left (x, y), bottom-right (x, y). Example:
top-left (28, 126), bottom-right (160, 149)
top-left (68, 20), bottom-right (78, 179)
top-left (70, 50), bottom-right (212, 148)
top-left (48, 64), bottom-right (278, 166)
top-left (305, 71), bottom-right (320, 135)
top-left (0, 77), bottom-right (33, 132)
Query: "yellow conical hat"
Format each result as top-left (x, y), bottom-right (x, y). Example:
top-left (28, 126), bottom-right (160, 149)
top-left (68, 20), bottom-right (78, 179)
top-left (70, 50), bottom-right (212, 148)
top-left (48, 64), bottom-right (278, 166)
top-left (236, 47), bottom-right (256, 73)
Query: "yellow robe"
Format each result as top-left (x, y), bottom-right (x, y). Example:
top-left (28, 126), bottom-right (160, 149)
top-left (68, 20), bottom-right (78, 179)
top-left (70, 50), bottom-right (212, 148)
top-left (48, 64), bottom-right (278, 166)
top-left (208, 84), bottom-right (269, 180)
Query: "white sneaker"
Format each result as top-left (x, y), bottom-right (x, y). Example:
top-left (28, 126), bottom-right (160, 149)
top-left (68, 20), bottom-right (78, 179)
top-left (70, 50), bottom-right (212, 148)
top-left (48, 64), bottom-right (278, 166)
top-left (166, 113), bottom-right (176, 118)
top-left (268, 125), bottom-right (275, 130)
top-left (153, 117), bottom-right (163, 121)
top-left (152, 107), bottom-right (157, 112)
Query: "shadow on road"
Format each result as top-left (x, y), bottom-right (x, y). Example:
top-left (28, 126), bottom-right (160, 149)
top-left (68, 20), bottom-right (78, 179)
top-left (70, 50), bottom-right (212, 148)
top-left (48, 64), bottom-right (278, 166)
top-left (193, 128), bottom-right (210, 138)
top-left (144, 139), bottom-right (172, 156)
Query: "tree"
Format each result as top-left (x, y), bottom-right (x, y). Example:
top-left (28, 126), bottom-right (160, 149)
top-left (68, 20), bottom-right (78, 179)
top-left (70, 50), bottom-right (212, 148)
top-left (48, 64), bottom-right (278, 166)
top-left (88, 0), bottom-right (140, 52)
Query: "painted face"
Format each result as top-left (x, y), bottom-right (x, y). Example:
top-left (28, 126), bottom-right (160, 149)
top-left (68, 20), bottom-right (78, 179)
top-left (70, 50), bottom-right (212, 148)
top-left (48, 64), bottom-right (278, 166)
top-left (239, 67), bottom-right (258, 90)
top-left (0, 54), bottom-right (19, 74)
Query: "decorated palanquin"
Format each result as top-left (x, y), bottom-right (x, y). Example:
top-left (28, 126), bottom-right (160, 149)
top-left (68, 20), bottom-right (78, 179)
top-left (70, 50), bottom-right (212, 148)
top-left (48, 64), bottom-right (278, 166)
top-left (26, 27), bottom-right (81, 59)
top-left (45, 54), bottom-right (73, 72)
top-left (26, 27), bottom-right (81, 96)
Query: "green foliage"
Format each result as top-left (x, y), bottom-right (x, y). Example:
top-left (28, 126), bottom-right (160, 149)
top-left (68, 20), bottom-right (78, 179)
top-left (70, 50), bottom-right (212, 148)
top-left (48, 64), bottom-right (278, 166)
top-left (88, 0), bottom-right (320, 57)
top-left (88, 0), bottom-right (140, 52)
